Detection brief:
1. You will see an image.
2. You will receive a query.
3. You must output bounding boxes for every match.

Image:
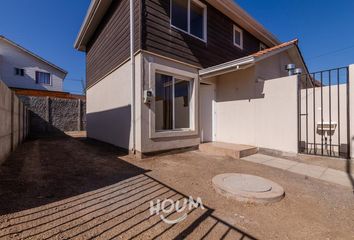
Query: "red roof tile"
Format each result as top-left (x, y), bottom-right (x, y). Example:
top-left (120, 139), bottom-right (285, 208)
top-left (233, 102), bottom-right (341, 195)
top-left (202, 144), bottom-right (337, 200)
top-left (252, 39), bottom-right (298, 57)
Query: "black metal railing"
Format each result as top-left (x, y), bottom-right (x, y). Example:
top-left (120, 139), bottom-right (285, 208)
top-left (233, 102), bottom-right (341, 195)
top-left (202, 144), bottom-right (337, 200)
top-left (298, 67), bottom-right (350, 159)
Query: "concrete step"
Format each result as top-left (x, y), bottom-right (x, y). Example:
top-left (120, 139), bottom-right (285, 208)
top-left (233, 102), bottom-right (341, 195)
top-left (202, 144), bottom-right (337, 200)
top-left (199, 142), bottom-right (258, 159)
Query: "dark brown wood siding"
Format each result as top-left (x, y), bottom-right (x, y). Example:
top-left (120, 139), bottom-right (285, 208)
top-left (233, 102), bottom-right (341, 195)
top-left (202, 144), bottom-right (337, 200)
top-left (86, 0), bottom-right (140, 88)
top-left (142, 0), bottom-right (262, 68)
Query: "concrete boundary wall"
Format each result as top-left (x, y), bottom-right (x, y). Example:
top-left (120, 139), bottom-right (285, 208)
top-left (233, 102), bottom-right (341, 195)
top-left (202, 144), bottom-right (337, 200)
top-left (215, 67), bottom-right (298, 153)
top-left (0, 80), bottom-right (29, 164)
top-left (18, 96), bottom-right (86, 136)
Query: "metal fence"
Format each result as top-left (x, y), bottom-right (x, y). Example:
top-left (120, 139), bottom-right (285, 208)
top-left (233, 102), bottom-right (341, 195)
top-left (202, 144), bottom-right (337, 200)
top-left (298, 67), bottom-right (350, 159)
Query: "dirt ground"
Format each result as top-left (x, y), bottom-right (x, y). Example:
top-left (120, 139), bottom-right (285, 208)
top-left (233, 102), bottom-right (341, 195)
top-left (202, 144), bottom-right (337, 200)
top-left (0, 135), bottom-right (353, 240)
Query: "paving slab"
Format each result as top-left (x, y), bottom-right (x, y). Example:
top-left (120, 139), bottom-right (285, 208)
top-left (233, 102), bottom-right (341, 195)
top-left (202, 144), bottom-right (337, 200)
top-left (320, 169), bottom-right (353, 187)
top-left (288, 163), bottom-right (327, 178)
top-left (241, 154), bottom-right (353, 188)
top-left (262, 158), bottom-right (299, 170)
top-left (242, 154), bottom-right (274, 163)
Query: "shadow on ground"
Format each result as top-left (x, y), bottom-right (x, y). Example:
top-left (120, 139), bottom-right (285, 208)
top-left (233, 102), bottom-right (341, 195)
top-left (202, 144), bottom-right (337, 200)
top-left (0, 135), bottom-right (146, 215)
top-left (0, 136), bottom-right (256, 239)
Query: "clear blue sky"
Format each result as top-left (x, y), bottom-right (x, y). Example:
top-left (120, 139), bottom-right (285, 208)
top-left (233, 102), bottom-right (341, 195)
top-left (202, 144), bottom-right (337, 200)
top-left (0, 0), bottom-right (353, 94)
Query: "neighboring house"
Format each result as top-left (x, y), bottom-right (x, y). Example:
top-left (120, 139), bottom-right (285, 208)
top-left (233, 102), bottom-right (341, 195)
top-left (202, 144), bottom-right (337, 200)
top-left (75, 0), bottom-right (310, 157)
top-left (0, 35), bottom-right (67, 92)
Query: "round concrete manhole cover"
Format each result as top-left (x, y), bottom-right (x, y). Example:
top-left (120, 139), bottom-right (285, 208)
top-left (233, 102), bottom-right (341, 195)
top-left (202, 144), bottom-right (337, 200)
top-left (223, 175), bottom-right (272, 193)
top-left (212, 173), bottom-right (285, 203)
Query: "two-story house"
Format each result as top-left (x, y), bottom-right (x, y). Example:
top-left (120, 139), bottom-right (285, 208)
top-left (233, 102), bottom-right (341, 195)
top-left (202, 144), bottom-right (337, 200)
top-left (75, 0), bottom-right (309, 157)
top-left (0, 35), bottom-right (67, 92)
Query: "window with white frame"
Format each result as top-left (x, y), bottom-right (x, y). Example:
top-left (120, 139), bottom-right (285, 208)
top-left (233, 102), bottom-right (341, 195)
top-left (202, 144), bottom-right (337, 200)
top-left (171, 0), bottom-right (207, 41)
top-left (259, 43), bottom-right (267, 51)
top-left (233, 25), bottom-right (243, 49)
top-left (35, 71), bottom-right (51, 85)
top-left (155, 72), bottom-right (192, 131)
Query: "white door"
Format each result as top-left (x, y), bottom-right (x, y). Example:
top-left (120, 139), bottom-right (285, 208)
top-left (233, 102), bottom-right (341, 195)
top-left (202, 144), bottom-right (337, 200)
top-left (200, 83), bottom-right (214, 142)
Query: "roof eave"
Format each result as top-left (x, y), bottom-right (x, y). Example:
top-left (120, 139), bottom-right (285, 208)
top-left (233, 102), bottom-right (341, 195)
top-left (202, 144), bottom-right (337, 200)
top-left (199, 40), bottom-right (300, 79)
top-left (199, 56), bottom-right (256, 78)
top-left (74, 0), bottom-right (112, 51)
top-left (207, 0), bottom-right (281, 47)
top-left (0, 36), bottom-right (68, 76)
top-left (74, 0), bottom-right (281, 52)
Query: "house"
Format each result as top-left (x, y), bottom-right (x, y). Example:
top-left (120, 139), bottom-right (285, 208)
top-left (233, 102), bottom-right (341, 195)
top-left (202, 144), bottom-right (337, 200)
top-left (74, 0), bottom-right (310, 157)
top-left (0, 35), bottom-right (67, 92)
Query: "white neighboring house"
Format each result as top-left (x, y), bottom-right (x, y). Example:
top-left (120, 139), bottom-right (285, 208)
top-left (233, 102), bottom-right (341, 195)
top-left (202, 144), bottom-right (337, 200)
top-left (0, 35), bottom-right (67, 92)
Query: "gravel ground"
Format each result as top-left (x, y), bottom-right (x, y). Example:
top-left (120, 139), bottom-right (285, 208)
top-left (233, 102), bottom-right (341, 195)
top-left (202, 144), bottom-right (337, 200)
top-left (0, 136), bottom-right (353, 239)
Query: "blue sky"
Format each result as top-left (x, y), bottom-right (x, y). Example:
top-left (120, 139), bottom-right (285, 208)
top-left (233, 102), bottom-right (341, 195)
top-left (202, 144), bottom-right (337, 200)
top-left (0, 0), bottom-right (353, 94)
top-left (0, 0), bottom-right (91, 94)
top-left (236, 0), bottom-right (354, 72)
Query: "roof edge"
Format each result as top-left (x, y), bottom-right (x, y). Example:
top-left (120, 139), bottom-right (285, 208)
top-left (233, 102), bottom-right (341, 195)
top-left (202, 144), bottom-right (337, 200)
top-left (0, 36), bottom-right (68, 76)
top-left (207, 0), bottom-right (281, 46)
top-left (200, 39), bottom-right (300, 78)
top-left (74, 0), bottom-right (281, 51)
top-left (199, 55), bottom-right (255, 77)
top-left (74, 0), bottom-right (112, 51)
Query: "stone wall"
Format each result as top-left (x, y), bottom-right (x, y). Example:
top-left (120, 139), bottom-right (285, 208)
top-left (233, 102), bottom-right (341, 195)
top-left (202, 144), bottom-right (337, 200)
top-left (18, 96), bottom-right (86, 136)
top-left (0, 80), bottom-right (29, 164)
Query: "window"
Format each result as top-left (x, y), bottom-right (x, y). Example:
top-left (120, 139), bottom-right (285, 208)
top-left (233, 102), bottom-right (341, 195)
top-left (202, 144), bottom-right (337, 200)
top-left (14, 68), bottom-right (24, 76)
top-left (259, 43), bottom-right (267, 51)
top-left (171, 0), bottom-right (207, 41)
top-left (155, 73), bottom-right (191, 131)
top-left (35, 71), bottom-right (51, 85)
top-left (233, 25), bottom-right (243, 49)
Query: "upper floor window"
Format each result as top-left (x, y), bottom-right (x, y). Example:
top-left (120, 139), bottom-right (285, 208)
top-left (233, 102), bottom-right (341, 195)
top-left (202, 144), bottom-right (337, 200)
top-left (233, 25), bottom-right (243, 49)
top-left (35, 71), bottom-right (51, 85)
top-left (260, 43), bottom-right (267, 51)
top-left (171, 0), bottom-right (207, 42)
top-left (14, 68), bottom-right (24, 76)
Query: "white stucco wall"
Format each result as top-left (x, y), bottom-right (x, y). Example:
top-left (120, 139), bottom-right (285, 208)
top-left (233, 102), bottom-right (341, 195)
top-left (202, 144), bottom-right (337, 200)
top-left (86, 55), bottom-right (141, 150)
top-left (214, 52), bottom-right (298, 153)
top-left (0, 39), bottom-right (65, 91)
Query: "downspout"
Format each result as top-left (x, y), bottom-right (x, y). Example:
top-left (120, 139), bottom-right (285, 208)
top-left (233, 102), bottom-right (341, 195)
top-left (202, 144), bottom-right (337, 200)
top-left (130, 0), bottom-right (136, 154)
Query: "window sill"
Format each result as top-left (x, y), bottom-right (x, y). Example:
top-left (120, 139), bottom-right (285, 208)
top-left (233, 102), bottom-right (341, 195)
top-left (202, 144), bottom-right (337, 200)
top-left (150, 129), bottom-right (198, 139)
top-left (171, 25), bottom-right (207, 43)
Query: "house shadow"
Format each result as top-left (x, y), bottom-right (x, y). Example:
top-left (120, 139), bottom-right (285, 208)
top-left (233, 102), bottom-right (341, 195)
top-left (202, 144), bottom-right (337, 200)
top-left (0, 104), bottom-right (257, 239)
top-left (0, 172), bottom-right (257, 240)
top-left (0, 105), bottom-right (136, 215)
top-left (348, 137), bottom-right (354, 192)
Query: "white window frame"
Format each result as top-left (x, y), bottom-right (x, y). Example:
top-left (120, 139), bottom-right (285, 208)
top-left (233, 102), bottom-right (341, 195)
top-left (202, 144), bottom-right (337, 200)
top-left (35, 71), bottom-right (52, 86)
top-left (149, 62), bottom-right (198, 139)
top-left (170, 0), bottom-right (207, 42)
top-left (259, 43), bottom-right (267, 51)
top-left (233, 25), bottom-right (243, 49)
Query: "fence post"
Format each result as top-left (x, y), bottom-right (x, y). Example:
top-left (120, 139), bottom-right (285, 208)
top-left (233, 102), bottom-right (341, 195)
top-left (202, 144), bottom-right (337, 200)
top-left (349, 65), bottom-right (354, 159)
top-left (18, 101), bottom-right (21, 143)
top-left (10, 92), bottom-right (14, 152)
top-left (77, 99), bottom-right (82, 131)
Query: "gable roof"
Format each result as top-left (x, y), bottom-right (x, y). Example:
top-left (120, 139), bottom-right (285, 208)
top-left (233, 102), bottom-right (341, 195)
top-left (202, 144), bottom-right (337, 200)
top-left (74, 0), bottom-right (280, 51)
top-left (0, 35), bottom-right (68, 76)
top-left (199, 39), bottom-right (308, 79)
